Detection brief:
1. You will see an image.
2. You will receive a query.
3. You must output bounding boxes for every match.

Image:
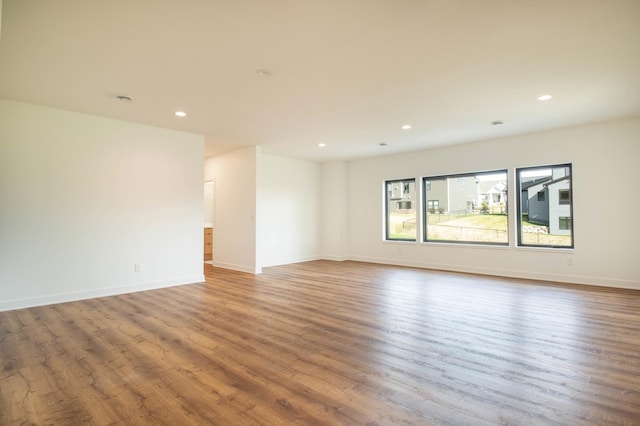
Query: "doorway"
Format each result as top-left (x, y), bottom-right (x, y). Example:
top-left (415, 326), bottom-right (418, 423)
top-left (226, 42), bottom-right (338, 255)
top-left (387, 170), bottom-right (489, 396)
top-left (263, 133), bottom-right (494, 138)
top-left (204, 180), bottom-right (214, 264)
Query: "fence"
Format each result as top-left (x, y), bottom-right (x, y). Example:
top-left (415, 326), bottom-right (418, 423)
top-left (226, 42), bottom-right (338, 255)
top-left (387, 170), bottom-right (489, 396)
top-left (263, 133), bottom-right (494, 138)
top-left (428, 223), bottom-right (508, 243)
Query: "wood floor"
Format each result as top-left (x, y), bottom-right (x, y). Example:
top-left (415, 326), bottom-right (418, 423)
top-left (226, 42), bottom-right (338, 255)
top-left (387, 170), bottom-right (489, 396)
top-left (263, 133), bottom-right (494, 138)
top-left (2, 261), bottom-right (640, 425)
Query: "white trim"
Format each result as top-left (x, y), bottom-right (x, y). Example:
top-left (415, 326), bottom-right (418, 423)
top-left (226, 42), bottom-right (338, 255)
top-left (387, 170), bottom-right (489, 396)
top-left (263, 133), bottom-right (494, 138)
top-left (513, 246), bottom-right (575, 253)
top-left (382, 239), bottom-right (419, 245)
top-left (0, 275), bottom-right (205, 312)
top-left (347, 255), bottom-right (640, 290)
top-left (213, 261), bottom-right (262, 274)
top-left (261, 255), bottom-right (321, 268)
top-left (419, 241), bottom-right (509, 250)
top-left (319, 255), bottom-right (349, 262)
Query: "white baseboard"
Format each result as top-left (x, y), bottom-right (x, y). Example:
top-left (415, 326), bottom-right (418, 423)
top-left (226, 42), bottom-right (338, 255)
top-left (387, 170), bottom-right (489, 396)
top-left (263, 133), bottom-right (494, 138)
top-left (348, 256), bottom-right (640, 290)
top-left (0, 275), bottom-right (206, 312)
top-left (213, 261), bottom-right (262, 274)
top-left (6, 258), bottom-right (635, 313)
top-left (319, 254), bottom-right (349, 262)
top-left (261, 255), bottom-right (321, 268)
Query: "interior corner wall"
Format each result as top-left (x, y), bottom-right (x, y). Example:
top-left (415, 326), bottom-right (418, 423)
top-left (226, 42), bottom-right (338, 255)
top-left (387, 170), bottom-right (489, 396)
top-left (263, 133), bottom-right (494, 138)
top-left (346, 116), bottom-right (640, 289)
top-left (258, 153), bottom-right (321, 268)
top-left (0, 99), bottom-right (205, 311)
top-left (320, 161), bottom-right (349, 260)
top-left (205, 146), bottom-right (259, 274)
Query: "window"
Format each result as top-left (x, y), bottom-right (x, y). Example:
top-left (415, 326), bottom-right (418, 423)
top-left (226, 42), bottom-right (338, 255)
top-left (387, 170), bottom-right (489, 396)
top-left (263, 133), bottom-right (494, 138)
top-left (559, 217), bottom-right (572, 230)
top-left (516, 163), bottom-right (573, 248)
top-left (385, 178), bottom-right (416, 241)
top-left (423, 170), bottom-right (508, 245)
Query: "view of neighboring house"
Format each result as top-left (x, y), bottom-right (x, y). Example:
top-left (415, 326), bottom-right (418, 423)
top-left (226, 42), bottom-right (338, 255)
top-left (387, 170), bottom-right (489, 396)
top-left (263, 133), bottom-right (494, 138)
top-left (522, 166), bottom-right (572, 235)
top-left (477, 180), bottom-right (507, 214)
top-left (520, 177), bottom-right (552, 217)
top-left (388, 179), bottom-right (416, 211)
top-left (425, 174), bottom-right (507, 215)
top-left (386, 179), bottom-right (418, 239)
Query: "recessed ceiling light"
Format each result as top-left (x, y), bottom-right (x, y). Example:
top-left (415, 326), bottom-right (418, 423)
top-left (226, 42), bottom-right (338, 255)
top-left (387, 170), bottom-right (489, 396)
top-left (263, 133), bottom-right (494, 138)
top-left (256, 69), bottom-right (273, 77)
top-left (491, 120), bottom-right (504, 126)
top-left (116, 95), bottom-right (133, 102)
top-left (318, 143), bottom-right (326, 148)
top-left (401, 125), bottom-right (412, 130)
top-left (538, 94), bottom-right (552, 101)
top-left (175, 111), bottom-right (187, 117)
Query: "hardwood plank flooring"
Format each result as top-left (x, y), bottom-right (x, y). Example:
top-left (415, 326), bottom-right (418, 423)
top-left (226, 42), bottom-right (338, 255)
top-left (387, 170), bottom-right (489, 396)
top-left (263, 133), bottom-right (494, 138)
top-left (2, 260), bottom-right (640, 425)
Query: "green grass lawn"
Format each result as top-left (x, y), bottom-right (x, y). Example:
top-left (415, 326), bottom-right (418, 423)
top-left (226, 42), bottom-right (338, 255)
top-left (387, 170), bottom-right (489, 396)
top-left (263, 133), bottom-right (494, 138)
top-left (426, 214), bottom-right (571, 246)
top-left (388, 213), bottom-right (417, 240)
top-left (431, 214), bottom-right (508, 230)
top-left (519, 218), bottom-right (572, 246)
top-left (391, 213), bottom-right (572, 245)
top-left (427, 214), bottom-right (508, 243)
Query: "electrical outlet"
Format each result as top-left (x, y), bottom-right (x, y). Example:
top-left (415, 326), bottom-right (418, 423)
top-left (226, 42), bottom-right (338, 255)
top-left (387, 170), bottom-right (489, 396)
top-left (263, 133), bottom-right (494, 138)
top-left (134, 264), bottom-right (141, 272)
top-left (566, 258), bottom-right (573, 266)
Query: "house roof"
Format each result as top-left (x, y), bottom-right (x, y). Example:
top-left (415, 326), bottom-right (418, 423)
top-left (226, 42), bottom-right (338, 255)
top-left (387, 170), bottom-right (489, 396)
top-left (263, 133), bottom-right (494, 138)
top-left (521, 177), bottom-right (553, 191)
top-left (478, 180), bottom-right (506, 194)
top-left (544, 175), bottom-right (571, 188)
top-left (1, 1), bottom-right (639, 161)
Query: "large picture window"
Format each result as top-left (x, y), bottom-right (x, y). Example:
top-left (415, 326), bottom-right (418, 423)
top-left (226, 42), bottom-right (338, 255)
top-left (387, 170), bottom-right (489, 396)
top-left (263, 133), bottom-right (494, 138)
top-left (516, 164), bottom-right (573, 248)
top-left (423, 170), bottom-right (508, 245)
top-left (385, 178), bottom-right (416, 241)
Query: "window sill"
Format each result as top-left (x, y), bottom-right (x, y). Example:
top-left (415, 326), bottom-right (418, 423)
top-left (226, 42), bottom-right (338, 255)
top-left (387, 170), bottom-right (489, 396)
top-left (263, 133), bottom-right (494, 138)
top-left (514, 245), bottom-right (575, 253)
top-left (420, 241), bottom-right (509, 250)
top-left (382, 239), bottom-right (418, 245)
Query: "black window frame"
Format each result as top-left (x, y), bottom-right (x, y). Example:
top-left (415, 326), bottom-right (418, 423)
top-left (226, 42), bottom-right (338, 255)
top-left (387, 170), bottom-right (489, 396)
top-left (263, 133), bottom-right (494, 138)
top-left (385, 178), bottom-right (417, 242)
top-left (422, 169), bottom-right (508, 246)
top-left (516, 163), bottom-right (574, 249)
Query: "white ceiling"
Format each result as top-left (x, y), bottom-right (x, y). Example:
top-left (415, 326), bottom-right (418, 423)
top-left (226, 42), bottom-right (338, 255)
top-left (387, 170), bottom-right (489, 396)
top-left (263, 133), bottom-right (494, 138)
top-left (1, 0), bottom-right (639, 161)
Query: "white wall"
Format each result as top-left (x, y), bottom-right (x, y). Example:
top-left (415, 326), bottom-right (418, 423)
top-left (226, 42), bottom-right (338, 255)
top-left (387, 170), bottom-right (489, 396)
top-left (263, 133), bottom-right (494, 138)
top-left (0, 99), bottom-right (205, 311)
top-left (205, 116), bottom-right (639, 290)
top-left (258, 153), bottom-right (320, 267)
top-left (320, 161), bottom-right (349, 260)
top-left (204, 146), bottom-right (259, 273)
top-left (346, 117), bottom-right (640, 289)
top-left (205, 149), bottom-right (321, 272)
top-left (203, 181), bottom-right (214, 228)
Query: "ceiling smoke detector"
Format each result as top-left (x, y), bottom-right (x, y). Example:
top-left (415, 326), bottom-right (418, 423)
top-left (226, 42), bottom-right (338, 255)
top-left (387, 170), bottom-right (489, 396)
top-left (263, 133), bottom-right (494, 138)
top-left (256, 69), bottom-right (273, 77)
